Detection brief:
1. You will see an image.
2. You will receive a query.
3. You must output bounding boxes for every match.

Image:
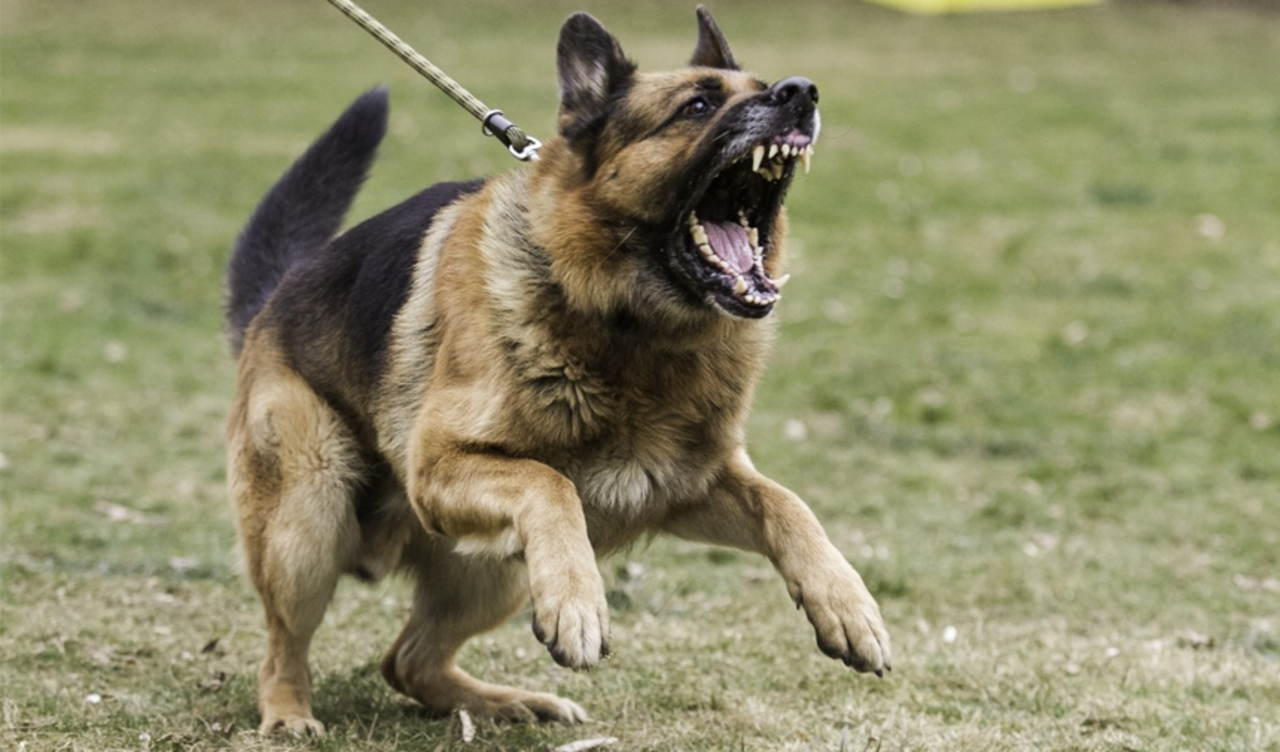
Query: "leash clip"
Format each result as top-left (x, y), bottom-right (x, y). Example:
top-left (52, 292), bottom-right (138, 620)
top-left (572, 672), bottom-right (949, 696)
top-left (506, 136), bottom-right (542, 162)
top-left (482, 110), bottom-right (542, 162)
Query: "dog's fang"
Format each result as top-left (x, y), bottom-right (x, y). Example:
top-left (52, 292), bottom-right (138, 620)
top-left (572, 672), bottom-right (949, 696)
top-left (774, 273), bottom-right (791, 289)
top-left (733, 276), bottom-right (748, 295)
top-left (752, 144), bottom-right (765, 172)
top-left (801, 149), bottom-right (811, 174)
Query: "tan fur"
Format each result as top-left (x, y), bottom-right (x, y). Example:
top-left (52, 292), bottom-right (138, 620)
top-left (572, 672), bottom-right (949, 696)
top-left (228, 15), bottom-right (889, 735)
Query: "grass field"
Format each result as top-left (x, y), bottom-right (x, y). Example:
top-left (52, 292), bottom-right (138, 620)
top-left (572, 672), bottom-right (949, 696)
top-left (2, 0), bottom-right (1278, 749)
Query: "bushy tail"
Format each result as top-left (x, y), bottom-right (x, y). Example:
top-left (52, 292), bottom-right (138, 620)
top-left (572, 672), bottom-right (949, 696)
top-left (225, 87), bottom-right (389, 355)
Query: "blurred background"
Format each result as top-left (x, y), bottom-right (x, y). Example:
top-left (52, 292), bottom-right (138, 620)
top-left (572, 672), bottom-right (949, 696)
top-left (2, 1), bottom-right (1277, 749)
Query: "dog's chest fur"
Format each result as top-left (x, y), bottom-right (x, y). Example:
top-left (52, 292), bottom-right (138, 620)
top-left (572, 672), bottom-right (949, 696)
top-left (378, 175), bottom-right (772, 531)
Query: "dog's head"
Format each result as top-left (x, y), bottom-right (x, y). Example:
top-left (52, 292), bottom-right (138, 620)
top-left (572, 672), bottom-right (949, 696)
top-left (536, 6), bottom-right (818, 322)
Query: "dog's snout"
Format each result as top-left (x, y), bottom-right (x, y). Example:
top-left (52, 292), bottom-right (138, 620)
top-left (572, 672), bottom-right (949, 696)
top-left (769, 77), bottom-right (818, 107)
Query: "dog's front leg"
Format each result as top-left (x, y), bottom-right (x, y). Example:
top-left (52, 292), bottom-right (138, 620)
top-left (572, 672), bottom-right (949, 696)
top-left (411, 448), bottom-right (609, 669)
top-left (664, 451), bottom-right (891, 675)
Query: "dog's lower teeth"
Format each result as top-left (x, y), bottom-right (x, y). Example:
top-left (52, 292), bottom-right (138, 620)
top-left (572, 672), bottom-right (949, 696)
top-left (773, 273), bottom-right (791, 289)
top-left (692, 225), bottom-right (709, 246)
top-left (733, 276), bottom-right (748, 295)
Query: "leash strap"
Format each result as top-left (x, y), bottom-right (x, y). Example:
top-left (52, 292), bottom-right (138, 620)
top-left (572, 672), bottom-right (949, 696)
top-left (325, 0), bottom-right (541, 161)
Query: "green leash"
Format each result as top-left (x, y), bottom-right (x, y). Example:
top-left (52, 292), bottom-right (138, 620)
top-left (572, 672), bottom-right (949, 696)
top-left (325, 0), bottom-right (542, 162)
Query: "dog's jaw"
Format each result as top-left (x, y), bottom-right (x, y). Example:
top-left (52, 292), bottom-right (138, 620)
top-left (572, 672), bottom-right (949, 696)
top-left (669, 110), bottom-right (819, 319)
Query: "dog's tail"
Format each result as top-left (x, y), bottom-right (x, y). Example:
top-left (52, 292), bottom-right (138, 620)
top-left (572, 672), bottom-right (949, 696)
top-left (224, 87), bottom-right (389, 356)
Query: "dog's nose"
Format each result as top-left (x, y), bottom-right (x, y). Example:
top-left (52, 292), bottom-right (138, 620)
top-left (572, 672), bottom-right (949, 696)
top-left (769, 77), bottom-right (819, 106)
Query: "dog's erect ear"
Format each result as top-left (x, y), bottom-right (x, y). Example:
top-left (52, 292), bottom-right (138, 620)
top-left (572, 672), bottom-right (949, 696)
top-left (690, 5), bottom-right (738, 70)
top-left (557, 13), bottom-right (637, 140)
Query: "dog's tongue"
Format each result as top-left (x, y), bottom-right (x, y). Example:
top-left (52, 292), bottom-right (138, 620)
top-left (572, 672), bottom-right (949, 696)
top-left (704, 221), bottom-right (755, 274)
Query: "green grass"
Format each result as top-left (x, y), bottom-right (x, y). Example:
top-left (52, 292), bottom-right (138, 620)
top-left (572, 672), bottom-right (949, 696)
top-left (3, 0), bottom-right (1279, 749)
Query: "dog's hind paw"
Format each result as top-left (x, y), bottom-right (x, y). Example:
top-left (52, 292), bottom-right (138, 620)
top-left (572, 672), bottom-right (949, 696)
top-left (392, 664), bottom-right (589, 724)
top-left (491, 691), bottom-right (590, 724)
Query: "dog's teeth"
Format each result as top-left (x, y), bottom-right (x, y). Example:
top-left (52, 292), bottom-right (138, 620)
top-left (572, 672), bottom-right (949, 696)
top-left (692, 225), bottom-right (709, 245)
top-left (801, 148), bottom-right (811, 174)
top-left (688, 212), bottom-right (699, 228)
top-left (768, 144), bottom-right (779, 160)
top-left (747, 227), bottom-right (759, 248)
top-left (738, 215), bottom-right (751, 228)
top-left (733, 276), bottom-right (748, 295)
top-left (752, 144), bottom-right (765, 172)
top-left (774, 273), bottom-right (791, 289)
top-left (771, 163), bottom-right (785, 180)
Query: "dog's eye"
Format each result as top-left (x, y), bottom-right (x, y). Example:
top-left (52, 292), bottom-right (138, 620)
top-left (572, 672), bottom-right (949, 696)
top-left (681, 97), bottom-right (714, 118)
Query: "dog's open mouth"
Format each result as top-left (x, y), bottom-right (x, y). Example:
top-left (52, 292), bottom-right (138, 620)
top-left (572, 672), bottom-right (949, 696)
top-left (677, 131), bottom-right (813, 318)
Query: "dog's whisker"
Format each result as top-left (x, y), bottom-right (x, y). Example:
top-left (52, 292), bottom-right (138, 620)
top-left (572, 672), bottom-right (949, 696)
top-left (610, 225), bottom-right (639, 256)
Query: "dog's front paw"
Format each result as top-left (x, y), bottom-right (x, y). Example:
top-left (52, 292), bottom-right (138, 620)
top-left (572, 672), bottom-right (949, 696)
top-left (793, 563), bottom-right (892, 676)
top-left (530, 574), bottom-right (610, 670)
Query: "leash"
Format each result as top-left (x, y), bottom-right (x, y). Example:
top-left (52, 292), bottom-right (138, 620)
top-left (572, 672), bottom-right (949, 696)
top-left (325, 0), bottom-right (542, 162)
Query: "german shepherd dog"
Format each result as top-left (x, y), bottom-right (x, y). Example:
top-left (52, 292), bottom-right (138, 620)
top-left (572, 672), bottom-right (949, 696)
top-left (225, 7), bottom-right (890, 734)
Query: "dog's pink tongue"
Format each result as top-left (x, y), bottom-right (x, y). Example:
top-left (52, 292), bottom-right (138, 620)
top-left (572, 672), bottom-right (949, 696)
top-left (704, 222), bottom-right (755, 274)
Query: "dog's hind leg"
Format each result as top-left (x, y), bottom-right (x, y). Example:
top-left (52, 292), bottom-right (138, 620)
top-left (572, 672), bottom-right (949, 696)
top-left (380, 539), bottom-right (589, 723)
top-left (228, 352), bottom-right (362, 736)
